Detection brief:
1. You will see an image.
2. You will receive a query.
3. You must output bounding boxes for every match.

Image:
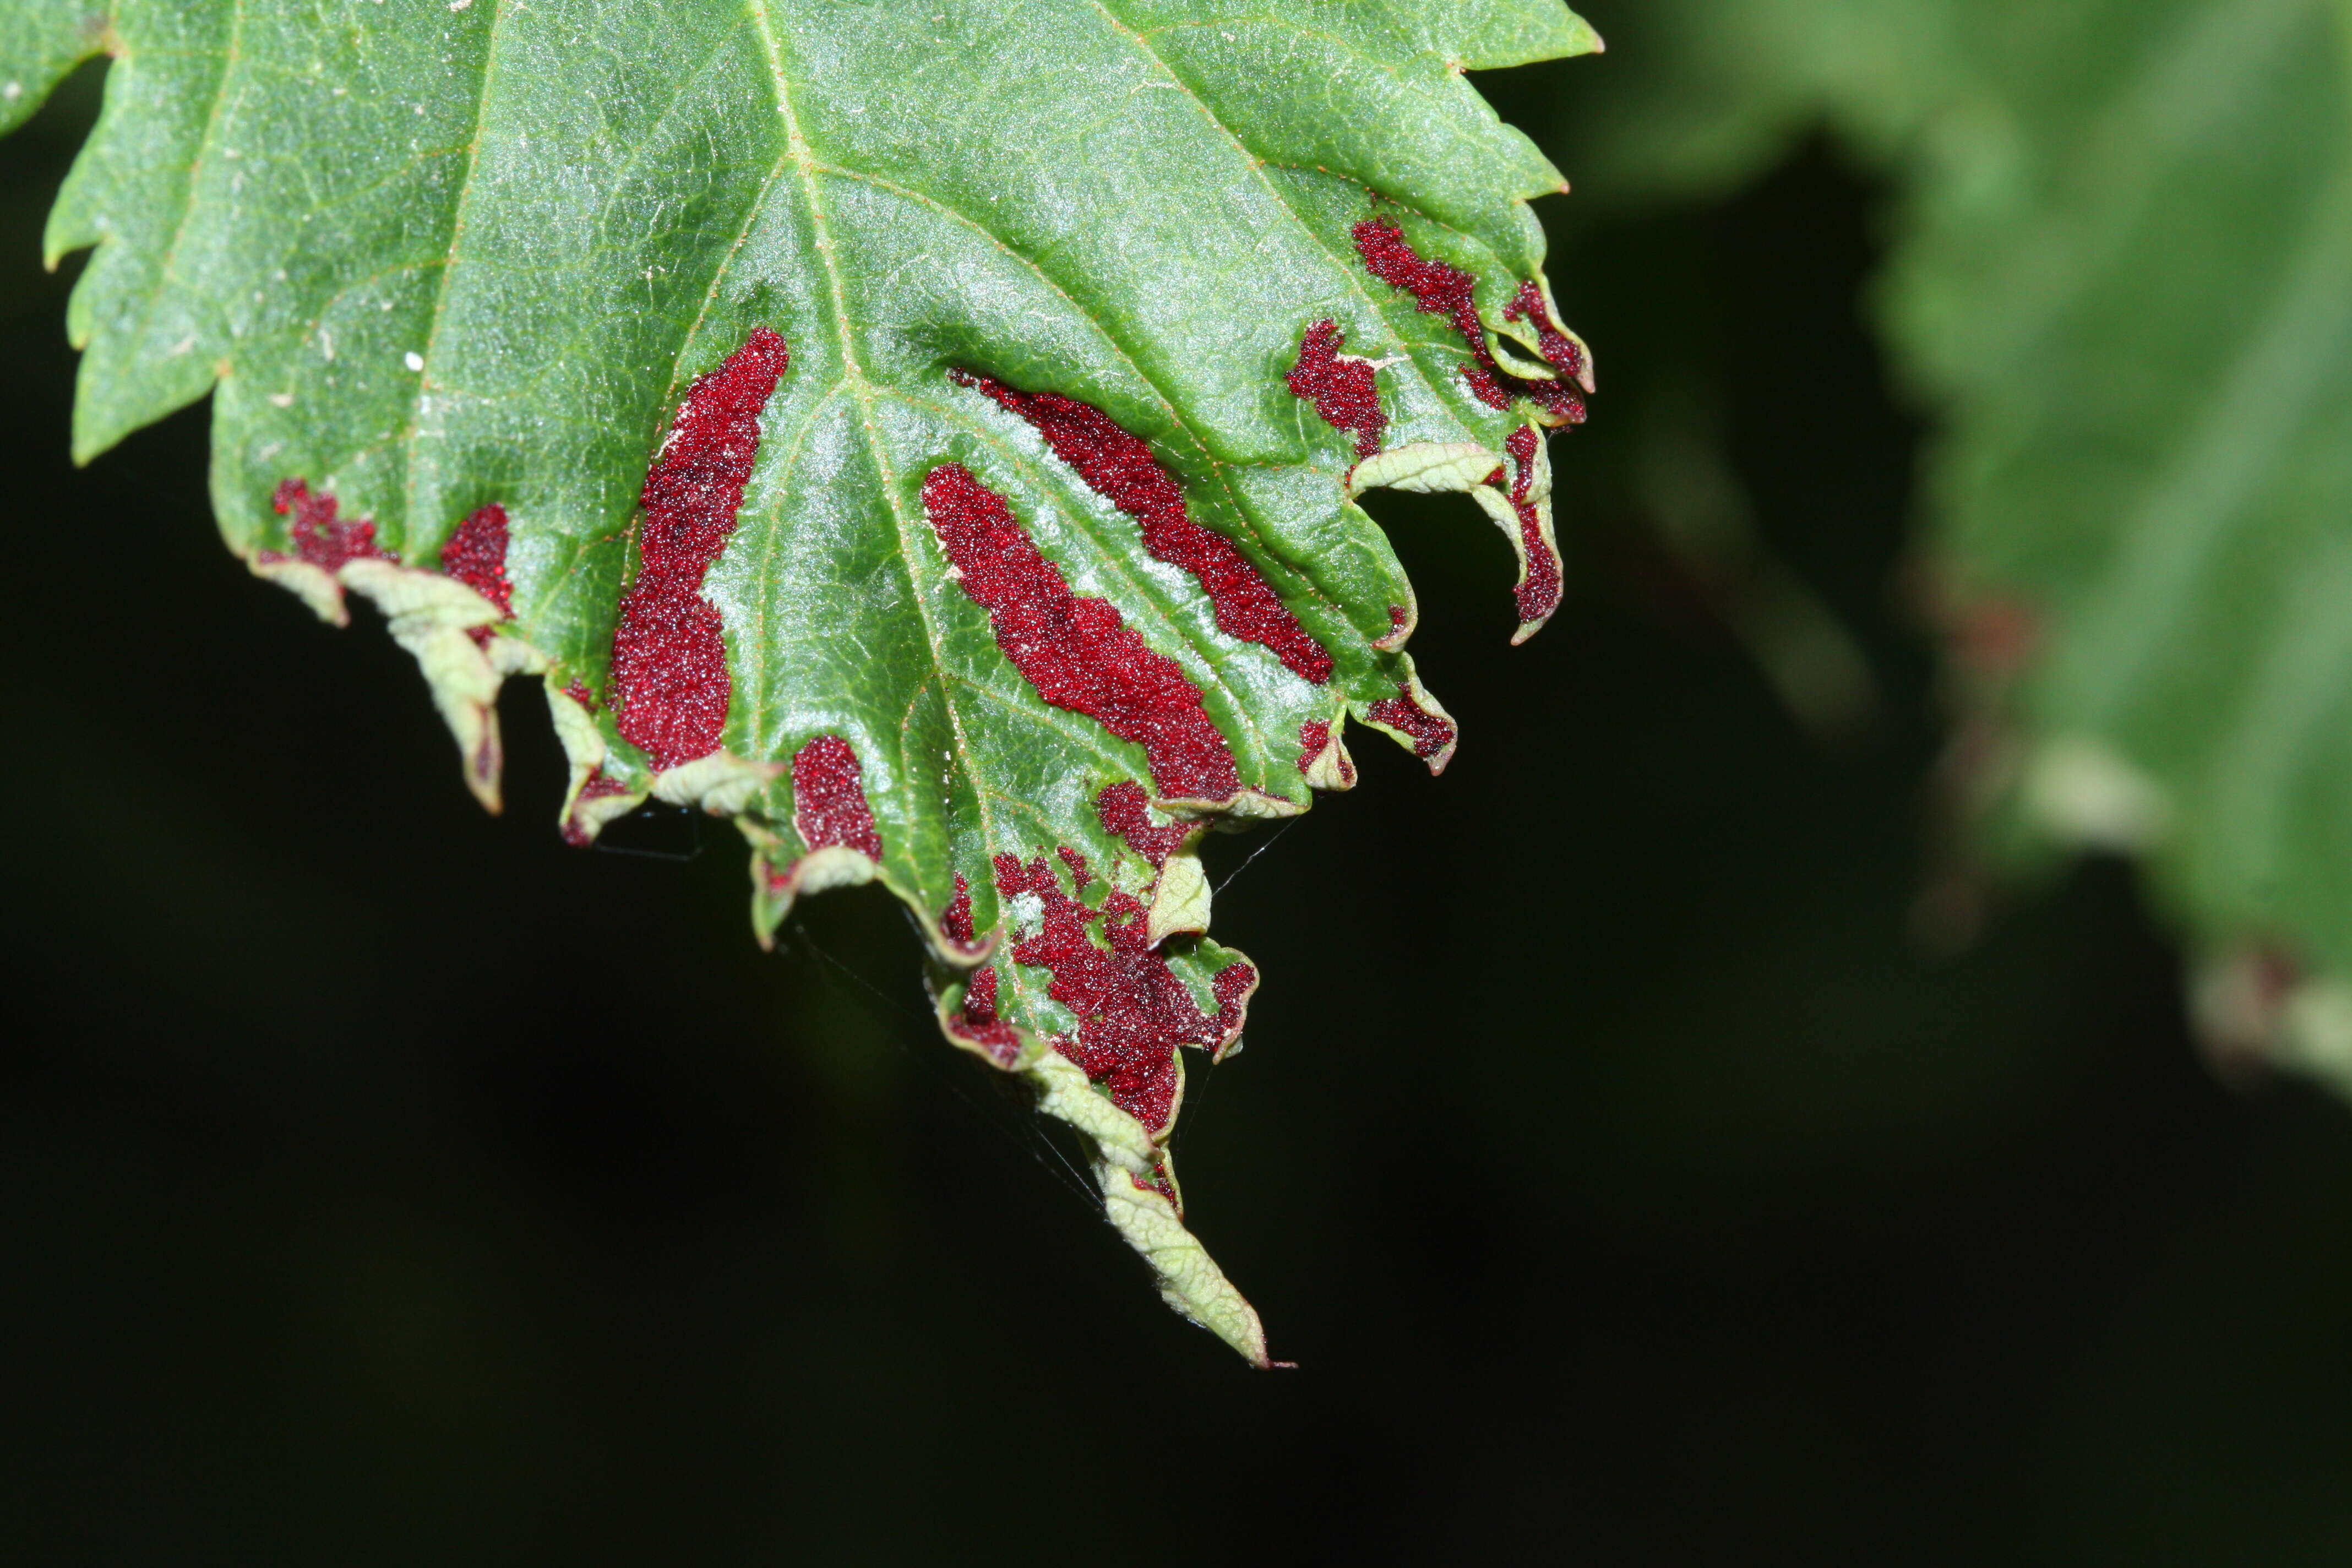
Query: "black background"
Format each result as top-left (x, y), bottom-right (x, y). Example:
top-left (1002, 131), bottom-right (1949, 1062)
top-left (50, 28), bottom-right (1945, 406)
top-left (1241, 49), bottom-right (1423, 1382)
top-left (7, 42), bottom-right (2352, 1565)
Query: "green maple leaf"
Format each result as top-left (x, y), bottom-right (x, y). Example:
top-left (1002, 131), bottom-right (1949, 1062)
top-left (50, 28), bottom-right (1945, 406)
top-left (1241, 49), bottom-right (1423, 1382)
top-left (1573, 0), bottom-right (2352, 1096)
top-left (2, 0), bottom-right (1599, 1362)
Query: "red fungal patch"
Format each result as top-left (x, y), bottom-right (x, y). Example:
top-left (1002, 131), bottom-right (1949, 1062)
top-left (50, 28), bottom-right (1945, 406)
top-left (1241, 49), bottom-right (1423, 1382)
top-left (1096, 780), bottom-right (1190, 866)
top-left (1297, 721), bottom-right (1330, 775)
top-left (438, 503), bottom-right (514, 617)
top-left (1505, 281), bottom-right (1587, 385)
top-left (947, 965), bottom-right (1022, 1068)
top-left (943, 872), bottom-right (978, 947)
top-left (1368, 682), bottom-right (1456, 761)
top-left (1502, 426), bottom-right (1561, 627)
top-left (1058, 845), bottom-right (1093, 889)
top-left (264, 479), bottom-right (396, 569)
top-left (949, 368), bottom-right (1332, 685)
top-left (994, 852), bottom-right (1251, 1135)
top-left (1286, 319), bottom-right (1385, 459)
top-left (1297, 720), bottom-right (1356, 787)
top-left (1351, 220), bottom-right (1586, 424)
top-left (1210, 964), bottom-right (1256, 1032)
top-left (609, 328), bottom-right (791, 770)
top-left (562, 770), bottom-right (635, 847)
top-left (562, 678), bottom-right (599, 711)
top-left (921, 462), bottom-right (1240, 802)
top-left (790, 733), bottom-right (883, 861)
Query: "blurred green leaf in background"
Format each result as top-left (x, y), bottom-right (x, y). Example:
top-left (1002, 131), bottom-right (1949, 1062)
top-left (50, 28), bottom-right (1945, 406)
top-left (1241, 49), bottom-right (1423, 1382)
top-left (1561, 0), bottom-right (2352, 1098)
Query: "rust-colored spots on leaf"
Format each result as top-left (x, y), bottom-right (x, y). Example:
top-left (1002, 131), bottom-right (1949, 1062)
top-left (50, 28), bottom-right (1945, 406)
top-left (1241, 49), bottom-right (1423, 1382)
top-left (1096, 780), bottom-right (1190, 866)
top-left (438, 503), bottom-right (513, 617)
top-left (1297, 720), bottom-right (1357, 788)
top-left (1298, 720), bottom-right (1330, 776)
top-left (561, 770), bottom-right (635, 847)
top-left (439, 502), bottom-right (514, 647)
top-left (790, 733), bottom-right (883, 861)
top-left (1502, 426), bottom-right (1561, 629)
top-left (1351, 219), bottom-right (1585, 425)
top-left (1286, 319), bottom-right (1384, 459)
top-left (946, 965), bottom-right (1022, 1068)
top-left (609, 327), bottom-right (790, 770)
top-left (263, 478), bottom-right (396, 569)
top-left (943, 872), bottom-right (978, 947)
top-left (1505, 281), bottom-right (1587, 387)
top-left (1368, 680), bottom-right (1457, 769)
top-left (994, 851), bottom-right (1252, 1136)
top-left (921, 462), bottom-right (1241, 803)
top-left (935, 870), bottom-right (994, 962)
top-left (949, 368), bottom-right (1333, 684)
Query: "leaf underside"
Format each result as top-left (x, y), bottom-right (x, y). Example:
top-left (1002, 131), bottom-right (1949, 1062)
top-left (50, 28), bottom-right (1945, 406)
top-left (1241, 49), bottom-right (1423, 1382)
top-left (1578, 0), bottom-right (2352, 1103)
top-left (2, 0), bottom-right (1599, 1361)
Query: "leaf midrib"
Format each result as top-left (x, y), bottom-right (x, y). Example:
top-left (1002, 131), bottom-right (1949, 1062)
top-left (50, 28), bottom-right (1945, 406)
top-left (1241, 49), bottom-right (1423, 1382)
top-left (747, 0), bottom-right (1011, 901)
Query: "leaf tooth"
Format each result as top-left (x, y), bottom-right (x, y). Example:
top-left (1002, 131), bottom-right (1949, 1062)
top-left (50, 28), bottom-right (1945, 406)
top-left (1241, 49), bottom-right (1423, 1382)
top-left (1363, 674), bottom-right (1459, 774)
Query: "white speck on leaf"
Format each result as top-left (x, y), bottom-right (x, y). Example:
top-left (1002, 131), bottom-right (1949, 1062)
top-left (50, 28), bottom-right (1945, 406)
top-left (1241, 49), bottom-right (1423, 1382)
top-left (405, 351), bottom-right (426, 372)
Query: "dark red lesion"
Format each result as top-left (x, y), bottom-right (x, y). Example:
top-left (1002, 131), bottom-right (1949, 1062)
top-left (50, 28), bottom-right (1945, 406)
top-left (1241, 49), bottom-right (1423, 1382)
top-left (560, 769), bottom-right (636, 847)
top-left (1095, 780), bottom-right (1191, 867)
top-left (1351, 219), bottom-right (1586, 426)
top-left (561, 678), bottom-right (600, 711)
top-left (1286, 319), bottom-right (1385, 459)
top-left (946, 964), bottom-right (1022, 1068)
top-left (993, 850), bottom-right (1253, 1139)
top-left (1366, 680), bottom-right (1456, 764)
top-left (1297, 720), bottom-right (1331, 776)
top-left (789, 733), bottom-right (884, 861)
top-left (437, 503), bottom-right (513, 611)
top-left (260, 478), bottom-right (398, 570)
top-left (948, 368), bottom-right (1333, 685)
top-left (609, 327), bottom-right (791, 771)
top-left (1296, 719), bottom-right (1356, 787)
top-left (1504, 280), bottom-right (1587, 385)
top-left (1501, 425), bottom-right (1561, 628)
top-left (437, 502), bottom-right (515, 647)
top-left (1133, 1164), bottom-right (1181, 1205)
top-left (940, 870), bottom-right (984, 955)
top-left (921, 462), bottom-right (1241, 803)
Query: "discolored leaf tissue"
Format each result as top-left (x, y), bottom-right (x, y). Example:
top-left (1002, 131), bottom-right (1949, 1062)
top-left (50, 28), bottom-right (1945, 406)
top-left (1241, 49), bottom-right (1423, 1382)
top-left (1, 0), bottom-right (1599, 1362)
